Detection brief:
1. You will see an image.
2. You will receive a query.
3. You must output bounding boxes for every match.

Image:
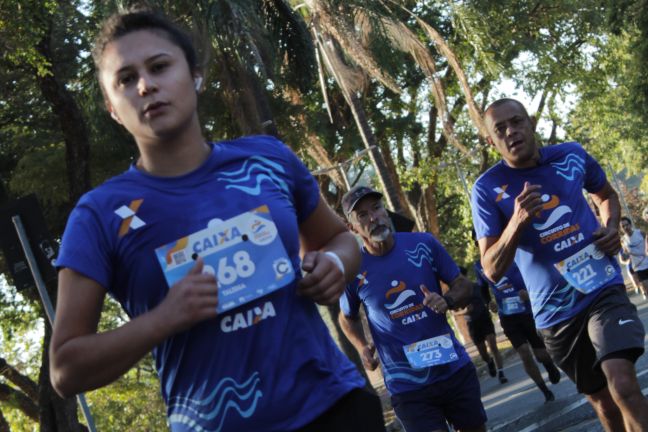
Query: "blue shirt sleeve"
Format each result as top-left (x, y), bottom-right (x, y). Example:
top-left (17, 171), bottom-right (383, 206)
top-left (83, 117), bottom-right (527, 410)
top-left (471, 179), bottom-right (504, 239)
top-left (56, 194), bottom-right (112, 289)
top-left (428, 234), bottom-right (460, 284)
top-left (340, 284), bottom-right (361, 318)
top-left (581, 146), bottom-right (608, 194)
top-left (271, 137), bottom-right (321, 224)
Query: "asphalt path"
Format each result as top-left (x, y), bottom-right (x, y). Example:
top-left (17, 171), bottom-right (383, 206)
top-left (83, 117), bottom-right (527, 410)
top-left (481, 289), bottom-right (648, 432)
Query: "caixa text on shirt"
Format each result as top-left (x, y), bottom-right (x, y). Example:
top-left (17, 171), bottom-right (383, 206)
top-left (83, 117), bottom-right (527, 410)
top-left (220, 301), bottom-right (276, 333)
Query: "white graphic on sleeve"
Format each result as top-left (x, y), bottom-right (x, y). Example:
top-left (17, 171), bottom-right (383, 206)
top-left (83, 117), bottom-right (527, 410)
top-left (168, 372), bottom-right (262, 432)
top-left (551, 154), bottom-right (585, 181)
top-left (115, 206), bottom-right (145, 228)
top-left (618, 319), bottom-right (634, 326)
top-left (494, 185), bottom-right (510, 202)
top-left (115, 199), bottom-right (146, 237)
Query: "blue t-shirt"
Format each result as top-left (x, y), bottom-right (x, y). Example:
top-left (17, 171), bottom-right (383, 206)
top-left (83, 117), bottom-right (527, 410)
top-left (57, 135), bottom-right (365, 432)
top-left (471, 142), bottom-right (623, 328)
top-left (475, 262), bottom-right (531, 316)
top-left (340, 232), bottom-right (470, 395)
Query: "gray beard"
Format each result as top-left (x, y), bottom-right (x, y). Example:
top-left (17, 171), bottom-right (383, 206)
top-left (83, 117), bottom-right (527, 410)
top-left (370, 226), bottom-right (391, 242)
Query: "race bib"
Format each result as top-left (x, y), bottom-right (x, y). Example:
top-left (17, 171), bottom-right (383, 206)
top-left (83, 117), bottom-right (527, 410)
top-left (155, 205), bottom-right (295, 313)
top-left (501, 296), bottom-right (526, 315)
top-left (554, 243), bottom-right (617, 294)
top-left (403, 334), bottom-right (458, 369)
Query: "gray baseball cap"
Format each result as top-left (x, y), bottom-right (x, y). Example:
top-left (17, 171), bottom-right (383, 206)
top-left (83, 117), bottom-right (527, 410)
top-left (342, 185), bottom-right (383, 216)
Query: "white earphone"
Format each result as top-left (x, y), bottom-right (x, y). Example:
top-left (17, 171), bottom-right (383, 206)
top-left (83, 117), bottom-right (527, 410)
top-left (194, 77), bottom-right (203, 91)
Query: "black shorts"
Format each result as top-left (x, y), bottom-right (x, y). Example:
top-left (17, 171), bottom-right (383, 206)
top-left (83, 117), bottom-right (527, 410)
top-left (500, 313), bottom-right (546, 349)
top-left (636, 268), bottom-right (648, 281)
top-left (297, 388), bottom-right (386, 432)
top-left (390, 362), bottom-right (487, 432)
top-left (467, 312), bottom-right (495, 344)
top-left (538, 284), bottom-right (645, 394)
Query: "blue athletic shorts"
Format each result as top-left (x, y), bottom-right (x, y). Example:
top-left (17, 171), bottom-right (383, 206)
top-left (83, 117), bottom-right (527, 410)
top-left (390, 362), bottom-right (487, 432)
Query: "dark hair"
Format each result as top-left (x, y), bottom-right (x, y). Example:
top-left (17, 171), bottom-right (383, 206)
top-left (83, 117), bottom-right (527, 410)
top-left (620, 216), bottom-right (632, 225)
top-left (92, 8), bottom-right (198, 74)
top-left (484, 98), bottom-right (531, 120)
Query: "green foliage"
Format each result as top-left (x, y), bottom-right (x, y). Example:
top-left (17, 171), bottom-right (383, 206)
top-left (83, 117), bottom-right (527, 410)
top-left (0, 279), bottom-right (43, 431)
top-left (84, 358), bottom-right (167, 431)
top-left (435, 156), bottom-right (478, 266)
top-left (565, 30), bottom-right (648, 191)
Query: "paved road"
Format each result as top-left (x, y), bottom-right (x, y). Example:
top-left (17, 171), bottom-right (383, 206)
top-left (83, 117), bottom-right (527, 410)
top-left (481, 289), bottom-right (648, 432)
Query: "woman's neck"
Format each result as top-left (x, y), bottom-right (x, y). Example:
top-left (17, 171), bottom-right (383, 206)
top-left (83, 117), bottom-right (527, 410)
top-left (135, 118), bottom-right (210, 177)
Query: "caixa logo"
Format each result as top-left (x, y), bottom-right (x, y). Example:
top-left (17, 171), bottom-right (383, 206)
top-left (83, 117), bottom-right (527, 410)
top-left (220, 301), bottom-right (276, 333)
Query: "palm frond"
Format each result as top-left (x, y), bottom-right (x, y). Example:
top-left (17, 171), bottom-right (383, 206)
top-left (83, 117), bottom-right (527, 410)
top-left (261, 0), bottom-right (316, 92)
top-left (305, 0), bottom-right (401, 93)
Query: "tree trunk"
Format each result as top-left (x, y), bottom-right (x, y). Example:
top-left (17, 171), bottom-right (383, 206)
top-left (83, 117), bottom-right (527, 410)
top-left (0, 383), bottom-right (38, 421)
top-left (422, 184), bottom-right (440, 236)
top-left (416, 105), bottom-right (446, 236)
top-left (376, 133), bottom-right (416, 221)
top-left (408, 12), bottom-right (490, 139)
top-left (0, 358), bottom-right (38, 401)
top-left (282, 87), bottom-right (348, 190)
top-left (313, 30), bottom-right (405, 214)
top-left (38, 324), bottom-right (88, 432)
top-left (25, 11), bottom-right (91, 431)
top-left (0, 408), bottom-right (9, 432)
top-left (346, 92), bottom-right (405, 214)
top-left (373, 11), bottom-right (471, 157)
top-left (35, 21), bottom-right (90, 204)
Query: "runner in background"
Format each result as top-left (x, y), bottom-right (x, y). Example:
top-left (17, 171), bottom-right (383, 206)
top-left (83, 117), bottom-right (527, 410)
top-left (619, 250), bottom-right (642, 296)
top-left (339, 186), bottom-right (486, 432)
top-left (458, 266), bottom-right (508, 384)
top-left (474, 260), bottom-right (562, 402)
top-left (620, 216), bottom-right (648, 300)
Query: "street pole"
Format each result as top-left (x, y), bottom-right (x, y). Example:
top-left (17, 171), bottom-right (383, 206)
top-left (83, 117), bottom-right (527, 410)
top-left (455, 161), bottom-right (471, 203)
top-left (12, 216), bottom-right (97, 432)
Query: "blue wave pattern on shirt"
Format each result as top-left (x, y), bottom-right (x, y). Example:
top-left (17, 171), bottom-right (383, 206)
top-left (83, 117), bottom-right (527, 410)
top-left (551, 153), bottom-right (585, 181)
top-left (168, 372), bottom-right (263, 432)
top-left (383, 359), bottom-right (432, 385)
top-left (217, 156), bottom-right (290, 199)
top-left (536, 283), bottom-right (578, 317)
top-left (405, 243), bottom-right (434, 268)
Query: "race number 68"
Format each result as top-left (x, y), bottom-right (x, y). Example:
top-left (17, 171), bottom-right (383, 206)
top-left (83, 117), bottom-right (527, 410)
top-left (218, 251), bottom-right (256, 285)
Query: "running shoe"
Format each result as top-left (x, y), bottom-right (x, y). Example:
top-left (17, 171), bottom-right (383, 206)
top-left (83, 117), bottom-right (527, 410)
top-left (543, 389), bottom-right (555, 403)
top-left (498, 371), bottom-right (508, 384)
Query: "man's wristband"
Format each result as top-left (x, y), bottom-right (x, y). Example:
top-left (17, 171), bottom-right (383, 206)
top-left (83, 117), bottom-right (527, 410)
top-left (443, 294), bottom-right (456, 310)
top-left (324, 251), bottom-right (345, 277)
